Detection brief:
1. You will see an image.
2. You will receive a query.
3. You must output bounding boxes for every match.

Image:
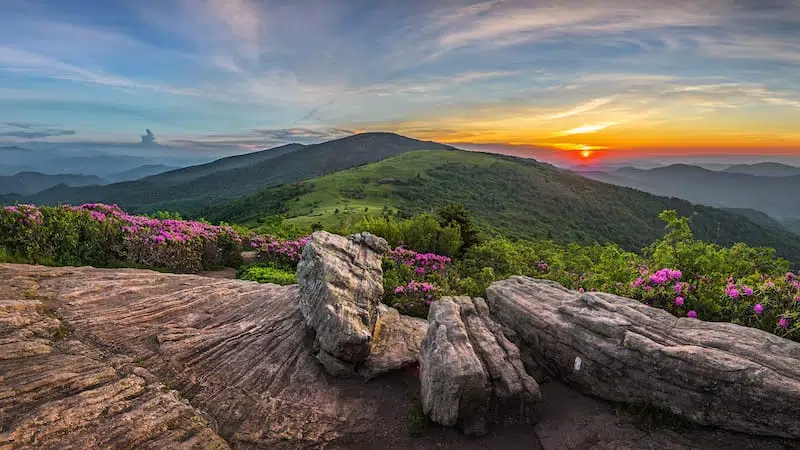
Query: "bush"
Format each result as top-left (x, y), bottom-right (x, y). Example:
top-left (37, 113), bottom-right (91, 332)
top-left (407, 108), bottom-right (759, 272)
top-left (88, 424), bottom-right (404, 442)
top-left (238, 264), bottom-right (296, 285)
top-left (355, 214), bottom-right (462, 256)
top-left (249, 235), bottom-right (311, 270)
top-left (0, 203), bottom-right (247, 273)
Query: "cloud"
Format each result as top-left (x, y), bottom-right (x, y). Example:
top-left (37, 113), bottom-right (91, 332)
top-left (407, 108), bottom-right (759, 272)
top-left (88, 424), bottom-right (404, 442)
top-left (140, 129), bottom-right (156, 145)
top-left (252, 127), bottom-right (353, 141)
top-left (430, 0), bottom-right (724, 53)
top-left (0, 122), bottom-right (76, 139)
top-left (557, 122), bottom-right (618, 136)
top-left (168, 127), bottom-right (355, 150)
top-left (545, 97), bottom-right (617, 120)
top-left (0, 45), bottom-right (199, 96)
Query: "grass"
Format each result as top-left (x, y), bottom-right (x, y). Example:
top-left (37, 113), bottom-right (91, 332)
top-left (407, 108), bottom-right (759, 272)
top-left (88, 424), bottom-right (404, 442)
top-left (237, 263), bottom-right (297, 285)
top-left (406, 397), bottom-right (428, 437)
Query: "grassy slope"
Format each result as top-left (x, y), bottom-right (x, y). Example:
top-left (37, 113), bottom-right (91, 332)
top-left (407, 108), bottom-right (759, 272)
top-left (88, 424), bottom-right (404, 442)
top-left (208, 150), bottom-right (800, 262)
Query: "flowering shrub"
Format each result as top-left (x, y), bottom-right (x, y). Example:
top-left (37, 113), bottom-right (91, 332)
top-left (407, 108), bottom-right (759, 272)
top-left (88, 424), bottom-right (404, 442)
top-left (0, 203), bottom-right (246, 272)
top-left (390, 280), bottom-right (439, 317)
top-left (387, 247), bottom-right (451, 276)
top-left (251, 235), bottom-right (311, 270)
top-left (382, 247), bottom-right (455, 318)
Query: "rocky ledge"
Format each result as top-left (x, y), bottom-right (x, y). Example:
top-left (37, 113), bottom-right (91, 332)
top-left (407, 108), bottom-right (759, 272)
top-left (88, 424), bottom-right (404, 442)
top-left (2, 233), bottom-right (799, 449)
top-left (486, 276), bottom-right (800, 439)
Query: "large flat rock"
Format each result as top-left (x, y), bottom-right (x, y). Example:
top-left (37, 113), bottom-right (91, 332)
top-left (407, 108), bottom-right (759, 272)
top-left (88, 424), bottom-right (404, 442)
top-left (486, 276), bottom-right (800, 439)
top-left (0, 264), bottom-right (408, 448)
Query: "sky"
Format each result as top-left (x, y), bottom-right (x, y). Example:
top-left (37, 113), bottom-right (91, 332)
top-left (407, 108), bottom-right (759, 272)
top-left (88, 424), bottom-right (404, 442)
top-left (0, 0), bottom-right (799, 165)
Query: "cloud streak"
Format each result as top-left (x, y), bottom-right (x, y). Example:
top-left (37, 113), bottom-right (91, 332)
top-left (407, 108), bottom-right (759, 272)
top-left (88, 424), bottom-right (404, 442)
top-left (0, 122), bottom-right (76, 139)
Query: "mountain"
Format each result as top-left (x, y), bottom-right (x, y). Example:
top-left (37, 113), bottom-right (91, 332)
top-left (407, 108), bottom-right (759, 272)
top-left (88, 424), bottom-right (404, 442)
top-left (106, 164), bottom-right (181, 182)
top-left (14, 133), bottom-right (455, 215)
top-left (0, 172), bottom-right (108, 195)
top-left (582, 164), bottom-right (800, 223)
top-left (205, 150), bottom-right (800, 263)
top-left (723, 162), bottom-right (800, 177)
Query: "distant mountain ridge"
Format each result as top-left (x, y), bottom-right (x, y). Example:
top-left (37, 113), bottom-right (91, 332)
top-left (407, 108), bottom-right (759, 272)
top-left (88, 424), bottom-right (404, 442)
top-left (722, 162), bottom-right (800, 177)
top-left (10, 133), bottom-right (456, 215)
top-left (0, 172), bottom-right (108, 195)
top-left (107, 164), bottom-right (181, 183)
top-left (582, 164), bottom-right (800, 227)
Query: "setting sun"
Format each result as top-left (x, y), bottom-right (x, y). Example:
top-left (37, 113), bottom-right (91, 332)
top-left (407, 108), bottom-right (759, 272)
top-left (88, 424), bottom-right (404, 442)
top-left (581, 150), bottom-right (592, 158)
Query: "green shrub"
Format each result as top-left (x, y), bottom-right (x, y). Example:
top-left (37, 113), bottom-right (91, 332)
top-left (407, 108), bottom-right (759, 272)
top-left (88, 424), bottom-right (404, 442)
top-left (355, 214), bottom-right (462, 256)
top-left (238, 265), bottom-right (297, 285)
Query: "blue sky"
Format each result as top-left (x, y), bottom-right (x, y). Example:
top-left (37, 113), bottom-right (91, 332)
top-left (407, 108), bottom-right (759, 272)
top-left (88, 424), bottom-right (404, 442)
top-left (1, 0), bottom-right (798, 161)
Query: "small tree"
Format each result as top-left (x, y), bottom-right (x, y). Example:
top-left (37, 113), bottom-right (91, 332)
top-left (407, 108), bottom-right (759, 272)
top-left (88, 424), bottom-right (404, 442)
top-left (437, 202), bottom-right (480, 252)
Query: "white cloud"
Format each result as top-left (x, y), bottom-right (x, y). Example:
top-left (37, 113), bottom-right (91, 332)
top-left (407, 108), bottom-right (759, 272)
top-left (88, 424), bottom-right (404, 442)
top-left (0, 46), bottom-right (198, 96)
top-left (545, 97), bottom-right (617, 120)
top-left (557, 122), bottom-right (618, 136)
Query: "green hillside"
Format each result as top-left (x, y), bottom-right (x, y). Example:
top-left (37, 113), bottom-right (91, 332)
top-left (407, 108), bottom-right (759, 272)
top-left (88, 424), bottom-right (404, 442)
top-left (15, 133), bottom-right (454, 216)
top-left (207, 150), bottom-right (800, 261)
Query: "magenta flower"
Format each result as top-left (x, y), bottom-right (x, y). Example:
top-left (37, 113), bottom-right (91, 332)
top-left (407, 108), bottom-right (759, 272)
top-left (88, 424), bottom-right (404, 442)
top-left (687, 310), bottom-right (698, 319)
top-left (778, 317), bottom-right (789, 329)
top-left (754, 304), bottom-right (764, 315)
top-left (673, 283), bottom-right (683, 294)
top-left (674, 296), bottom-right (685, 307)
top-left (578, 288), bottom-right (585, 293)
top-left (742, 286), bottom-right (753, 296)
top-left (725, 285), bottom-right (740, 299)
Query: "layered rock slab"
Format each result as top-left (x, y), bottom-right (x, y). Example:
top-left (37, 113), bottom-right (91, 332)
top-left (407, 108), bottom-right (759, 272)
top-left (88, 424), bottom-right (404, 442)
top-left (0, 296), bottom-right (228, 449)
top-left (0, 263), bottom-right (409, 448)
top-left (296, 231), bottom-right (389, 376)
top-left (420, 296), bottom-right (540, 436)
top-left (486, 276), bottom-right (800, 439)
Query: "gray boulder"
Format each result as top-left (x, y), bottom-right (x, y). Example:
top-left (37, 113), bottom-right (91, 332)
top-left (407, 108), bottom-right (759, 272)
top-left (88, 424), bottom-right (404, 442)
top-left (420, 296), bottom-right (541, 436)
top-left (360, 304), bottom-right (429, 379)
top-left (296, 231), bottom-right (388, 375)
top-left (486, 276), bottom-right (800, 439)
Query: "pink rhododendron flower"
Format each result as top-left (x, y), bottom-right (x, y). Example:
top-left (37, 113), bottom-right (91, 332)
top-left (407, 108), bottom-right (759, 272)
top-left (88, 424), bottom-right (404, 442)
top-left (674, 296), bottom-right (684, 307)
top-left (778, 317), bottom-right (789, 329)
top-left (687, 310), bottom-right (698, 318)
top-left (754, 304), bottom-right (764, 315)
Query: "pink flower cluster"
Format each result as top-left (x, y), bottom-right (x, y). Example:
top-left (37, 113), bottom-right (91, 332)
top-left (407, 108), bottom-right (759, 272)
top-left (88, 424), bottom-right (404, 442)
top-left (724, 277), bottom-right (754, 300)
top-left (3, 204), bottom-right (43, 225)
top-left (387, 247), bottom-right (451, 276)
top-left (253, 236), bottom-right (311, 265)
top-left (72, 203), bottom-right (240, 245)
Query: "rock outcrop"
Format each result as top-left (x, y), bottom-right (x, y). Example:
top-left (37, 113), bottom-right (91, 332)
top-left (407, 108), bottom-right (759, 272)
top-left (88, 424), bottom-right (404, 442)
top-left (420, 296), bottom-right (540, 436)
top-left (296, 231), bottom-right (389, 376)
top-left (0, 264), bottom-right (413, 448)
top-left (2, 264), bottom-right (797, 449)
top-left (486, 276), bottom-right (800, 439)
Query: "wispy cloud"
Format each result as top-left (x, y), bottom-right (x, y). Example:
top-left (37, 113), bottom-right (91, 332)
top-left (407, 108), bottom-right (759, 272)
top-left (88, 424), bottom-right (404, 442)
top-left (0, 122), bottom-right (75, 139)
top-left (0, 46), bottom-right (198, 96)
top-left (557, 122), bottom-right (618, 136)
top-left (545, 97), bottom-right (617, 120)
top-left (169, 127), bottom-right (354, 150)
